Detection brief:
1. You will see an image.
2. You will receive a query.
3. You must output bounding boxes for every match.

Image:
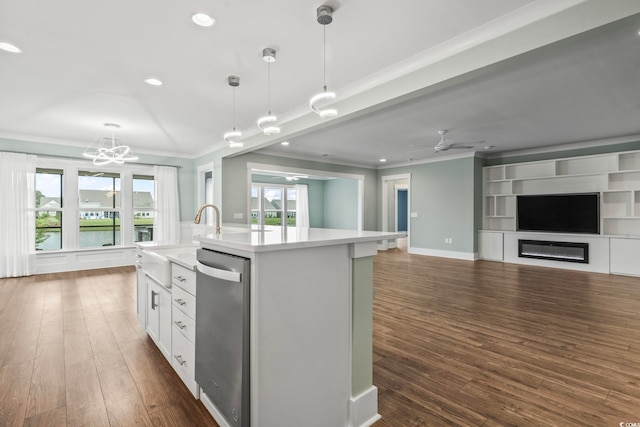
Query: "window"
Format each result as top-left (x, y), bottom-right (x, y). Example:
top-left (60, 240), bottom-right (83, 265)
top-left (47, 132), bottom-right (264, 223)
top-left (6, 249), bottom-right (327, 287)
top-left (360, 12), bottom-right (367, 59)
top-left (34, 158), bottom-right (159, 251)
top-left (35, 169), bottom-right (63, 251)
top-left (251, 183), bottom-right (296, 226)
top-left (133, 175), bottom-right (155, 242)
top-left (78, 171), bottom-right (121, 247)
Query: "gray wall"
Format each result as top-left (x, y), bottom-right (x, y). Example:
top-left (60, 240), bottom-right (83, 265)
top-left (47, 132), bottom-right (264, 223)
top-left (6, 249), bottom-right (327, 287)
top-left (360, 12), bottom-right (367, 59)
top-left (323, 178), bottom-right (359, 230)
top-left (0, 137), bottom-right (195, 221)
top-left (379, 156), bottom-right (478, 254)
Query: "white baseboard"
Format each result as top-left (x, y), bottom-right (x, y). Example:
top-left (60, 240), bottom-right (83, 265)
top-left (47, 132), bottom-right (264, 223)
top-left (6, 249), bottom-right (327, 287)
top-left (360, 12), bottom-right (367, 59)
top-left (408, 247), bottom-right (478, 261)
top-left (350, 386), bottom-right (382, 427)
top-left (35, 247), bottom-right (136, 274)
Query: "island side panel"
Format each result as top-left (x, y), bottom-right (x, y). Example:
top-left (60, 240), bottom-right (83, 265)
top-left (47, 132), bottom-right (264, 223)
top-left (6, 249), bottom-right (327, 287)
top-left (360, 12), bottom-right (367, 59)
top-left (352, 255), bottom-right (374, 395)
top-left (252, 244), bottom-right (351, 427)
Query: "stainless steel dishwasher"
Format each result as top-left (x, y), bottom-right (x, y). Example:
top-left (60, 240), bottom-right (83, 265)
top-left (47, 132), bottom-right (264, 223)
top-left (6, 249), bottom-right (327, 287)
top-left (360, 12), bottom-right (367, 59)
top-left (195, 248), bottom-right (251, 427)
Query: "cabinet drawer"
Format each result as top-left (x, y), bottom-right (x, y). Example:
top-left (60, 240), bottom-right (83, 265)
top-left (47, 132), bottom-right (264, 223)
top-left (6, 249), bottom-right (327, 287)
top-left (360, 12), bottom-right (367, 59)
top-left (171, 326), bottom-right (199, 398)
top-left (172, 263), bottom-right (196, 295)
top-left (172, 285), bottom-right (196, 319)
top-left (172, 305), bottom-right (196, 344)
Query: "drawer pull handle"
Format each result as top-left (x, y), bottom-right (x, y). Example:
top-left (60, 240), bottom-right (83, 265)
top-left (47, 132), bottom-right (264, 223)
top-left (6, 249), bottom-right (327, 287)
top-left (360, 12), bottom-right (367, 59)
top-left (174, 355), bottom-right (186, 366)
top-left (174, 276), bottom-right (186, 282)
top-left (174, 298), bottom-right (186, 306)
top-left (174, 321), bottom-right (187, 329)
top-left (151, 290), bottom-right (158, 310)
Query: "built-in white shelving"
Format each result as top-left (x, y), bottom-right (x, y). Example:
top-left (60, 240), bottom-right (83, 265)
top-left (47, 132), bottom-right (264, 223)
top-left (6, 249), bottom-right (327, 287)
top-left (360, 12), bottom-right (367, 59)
top-left (483, 150), bottom-right (640, 237)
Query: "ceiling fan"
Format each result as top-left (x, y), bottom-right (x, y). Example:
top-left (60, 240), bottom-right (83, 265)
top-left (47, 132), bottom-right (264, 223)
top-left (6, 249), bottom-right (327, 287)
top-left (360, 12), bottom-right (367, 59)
top-left (270, 173), bottom-right (309, 181)
top-left (433, 130), bottom-right (476, 152)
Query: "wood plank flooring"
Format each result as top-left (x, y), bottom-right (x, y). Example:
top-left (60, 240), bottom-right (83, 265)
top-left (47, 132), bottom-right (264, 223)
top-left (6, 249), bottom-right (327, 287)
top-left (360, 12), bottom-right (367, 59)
top-left (1, 250), bottom-right (640, 426)
top-left (0, 268), bottom-right (217, 427)
top-left (373, 248), bottom-right (640, 426)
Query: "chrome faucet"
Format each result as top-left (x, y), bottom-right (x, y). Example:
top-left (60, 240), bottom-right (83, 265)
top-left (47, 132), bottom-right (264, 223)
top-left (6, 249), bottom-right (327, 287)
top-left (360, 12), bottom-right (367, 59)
top-left (194, 204), bottom-right (221, 234)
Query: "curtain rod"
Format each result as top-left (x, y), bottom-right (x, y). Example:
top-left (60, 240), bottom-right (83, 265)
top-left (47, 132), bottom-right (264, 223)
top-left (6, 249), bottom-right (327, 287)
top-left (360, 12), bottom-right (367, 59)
top-left (0, 149), bottom-right (182, 168)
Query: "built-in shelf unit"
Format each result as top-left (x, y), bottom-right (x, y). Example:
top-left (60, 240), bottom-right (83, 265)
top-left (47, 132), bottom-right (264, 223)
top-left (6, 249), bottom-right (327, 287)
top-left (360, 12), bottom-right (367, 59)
top-left (483, 150), bottom-right (640, 237)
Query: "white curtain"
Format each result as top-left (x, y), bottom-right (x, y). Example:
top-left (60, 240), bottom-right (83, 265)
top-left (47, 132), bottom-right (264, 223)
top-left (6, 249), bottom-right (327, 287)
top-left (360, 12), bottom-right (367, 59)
top-left (295, 184), bottom-right (310, 228)
top-left (153, 166), bottom-right (180, 242)
top-left (0, 152), bottom-right (36, 277)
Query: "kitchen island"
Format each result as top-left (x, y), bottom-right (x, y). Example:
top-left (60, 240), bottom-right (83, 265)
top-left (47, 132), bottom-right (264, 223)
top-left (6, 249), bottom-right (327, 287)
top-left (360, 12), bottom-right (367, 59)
top-left (193, 226), bottom-right (403, 427)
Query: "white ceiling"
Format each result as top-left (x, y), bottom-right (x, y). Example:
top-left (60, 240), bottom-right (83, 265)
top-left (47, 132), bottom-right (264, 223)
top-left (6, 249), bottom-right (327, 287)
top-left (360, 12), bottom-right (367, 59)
top-left (1, 1), bottom-right (639, 168)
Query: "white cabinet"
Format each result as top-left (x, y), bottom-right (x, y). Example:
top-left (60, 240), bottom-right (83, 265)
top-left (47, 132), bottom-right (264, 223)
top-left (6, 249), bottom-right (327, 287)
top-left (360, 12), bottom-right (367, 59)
top-left (136, 264), bottom-right (146, 326)
top-left (170, 262), bottom-right (199, 398)
top-left (478, 231), bottom-right (503, 261)
top-left (610, 238), bottom-right (640, 276)
top-left (146, 275), bottom-right (172, 361)
top-left (483, 150), bottom-right (640, 237)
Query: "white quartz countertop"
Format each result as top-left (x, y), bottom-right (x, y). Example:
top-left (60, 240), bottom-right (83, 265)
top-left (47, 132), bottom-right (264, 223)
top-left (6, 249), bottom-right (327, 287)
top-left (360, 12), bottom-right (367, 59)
top-left (194, 225), bottom-right (405, 253)
top-left (136, 242), bottom-right (198, 270)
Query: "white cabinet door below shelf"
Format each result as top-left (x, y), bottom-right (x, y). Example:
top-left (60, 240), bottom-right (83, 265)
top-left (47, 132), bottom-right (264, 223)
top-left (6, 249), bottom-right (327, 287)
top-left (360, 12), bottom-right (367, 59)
top-left (479, 231), bottom-right (503, 261)
top-left (146, 276), bottom-right (172, 361)
top-left (610, 238), bottom-right (640, 277)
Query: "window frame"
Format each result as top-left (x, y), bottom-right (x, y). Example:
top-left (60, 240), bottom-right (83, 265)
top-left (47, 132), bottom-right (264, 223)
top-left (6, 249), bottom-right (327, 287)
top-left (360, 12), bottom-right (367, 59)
top-left (133, 174), bottom-right (155, 243)
top-left (34, 157), bottom-right (156, 251)
top-left (251, 182), bottom-right (297, 227)
top-left (35, 168), bottom-right (64, 251)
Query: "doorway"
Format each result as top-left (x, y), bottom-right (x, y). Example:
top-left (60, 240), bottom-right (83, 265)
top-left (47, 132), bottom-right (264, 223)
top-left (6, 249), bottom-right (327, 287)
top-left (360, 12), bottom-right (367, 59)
top-left (380, 173), bottom-right (411, 251)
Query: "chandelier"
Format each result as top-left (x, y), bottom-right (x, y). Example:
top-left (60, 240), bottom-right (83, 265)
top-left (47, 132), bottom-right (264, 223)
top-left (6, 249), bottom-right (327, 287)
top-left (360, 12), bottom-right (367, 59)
top-left (83, 123), bottom-right (138, 165)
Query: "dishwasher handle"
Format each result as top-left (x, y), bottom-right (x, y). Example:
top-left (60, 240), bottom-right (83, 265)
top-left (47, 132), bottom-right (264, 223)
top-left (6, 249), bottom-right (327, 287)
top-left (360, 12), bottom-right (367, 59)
top-left (196, 261), bottom-right (242, 283)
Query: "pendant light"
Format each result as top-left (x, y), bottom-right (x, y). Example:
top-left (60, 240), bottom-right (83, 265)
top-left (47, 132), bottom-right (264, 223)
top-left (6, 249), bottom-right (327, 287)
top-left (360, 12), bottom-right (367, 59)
top-left (223, 75), bottom-right (243, 148)
top-left (257, 48), bottom-right (281, 135)
top-left (309, 5), bottom-right (337, 118)
top-left (83, 123), bottom-right (138, 165)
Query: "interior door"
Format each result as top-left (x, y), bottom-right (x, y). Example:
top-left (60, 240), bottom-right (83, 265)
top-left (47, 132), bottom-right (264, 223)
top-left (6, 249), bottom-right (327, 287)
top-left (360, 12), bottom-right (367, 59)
top-left (397, 189), bottom-right (408, 232)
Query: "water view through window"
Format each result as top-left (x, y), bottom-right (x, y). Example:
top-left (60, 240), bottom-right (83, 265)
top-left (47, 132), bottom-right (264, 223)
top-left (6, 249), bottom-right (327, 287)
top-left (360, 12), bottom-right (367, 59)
top-left (35, 167), bottom-right (155, 251)
top-left (35, 169), bottom-right (63, 251)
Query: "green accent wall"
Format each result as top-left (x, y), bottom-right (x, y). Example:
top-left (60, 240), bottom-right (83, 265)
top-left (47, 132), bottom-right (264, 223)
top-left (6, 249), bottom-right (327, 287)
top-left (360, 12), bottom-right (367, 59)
top-left (352, 256), bottom-right (374, 396)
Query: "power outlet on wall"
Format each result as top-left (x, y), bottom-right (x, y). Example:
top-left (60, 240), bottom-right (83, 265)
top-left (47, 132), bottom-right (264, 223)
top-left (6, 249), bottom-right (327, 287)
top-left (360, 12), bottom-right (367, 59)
top-left (233, 213), bottom-right (243, 219)
top-left (445, 238), bottom-right (453, 244)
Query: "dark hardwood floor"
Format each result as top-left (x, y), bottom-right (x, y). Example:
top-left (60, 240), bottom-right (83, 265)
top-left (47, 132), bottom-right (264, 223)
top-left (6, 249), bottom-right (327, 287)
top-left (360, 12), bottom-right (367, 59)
top-left (1, 249), bottom-right (640, 426)
top-left (373, 248), bottom-right (640, 426)
top-left (0, 267), bottom-right (217, 427)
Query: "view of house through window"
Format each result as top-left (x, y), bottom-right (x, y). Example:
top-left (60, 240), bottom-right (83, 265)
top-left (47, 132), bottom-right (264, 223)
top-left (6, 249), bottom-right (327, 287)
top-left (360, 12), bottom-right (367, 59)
top-left (79, 171), bottom-right (121, 247)
top-left (34, 164), bottom-right (156, 251)
top-left (251, 184), bottom-right (296, 226)
top-left (35, 169), bottom-right (63, 251)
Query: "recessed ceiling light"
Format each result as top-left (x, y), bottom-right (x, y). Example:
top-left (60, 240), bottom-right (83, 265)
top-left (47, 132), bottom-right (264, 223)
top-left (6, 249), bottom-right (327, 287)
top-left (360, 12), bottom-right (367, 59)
top-left (280, 141), bottom-right (290, 146)
top-left (144, 78), bottom-right (163, 86)
top-left (0, 42), bottom-right (22, 53)
top-left (192, 13), bottom-right (215, 27)
top-left (379, 158), bottom-right (387, 163)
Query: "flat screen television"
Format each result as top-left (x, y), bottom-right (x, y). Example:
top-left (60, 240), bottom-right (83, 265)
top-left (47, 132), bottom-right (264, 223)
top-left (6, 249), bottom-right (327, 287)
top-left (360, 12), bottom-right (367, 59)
top-left (516, 193), bottom-right (599, 234)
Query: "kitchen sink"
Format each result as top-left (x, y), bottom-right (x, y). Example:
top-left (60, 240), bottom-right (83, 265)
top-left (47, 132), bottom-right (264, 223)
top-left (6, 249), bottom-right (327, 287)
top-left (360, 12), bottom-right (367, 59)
top-left (141, 245), bottom-right (198, 288)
